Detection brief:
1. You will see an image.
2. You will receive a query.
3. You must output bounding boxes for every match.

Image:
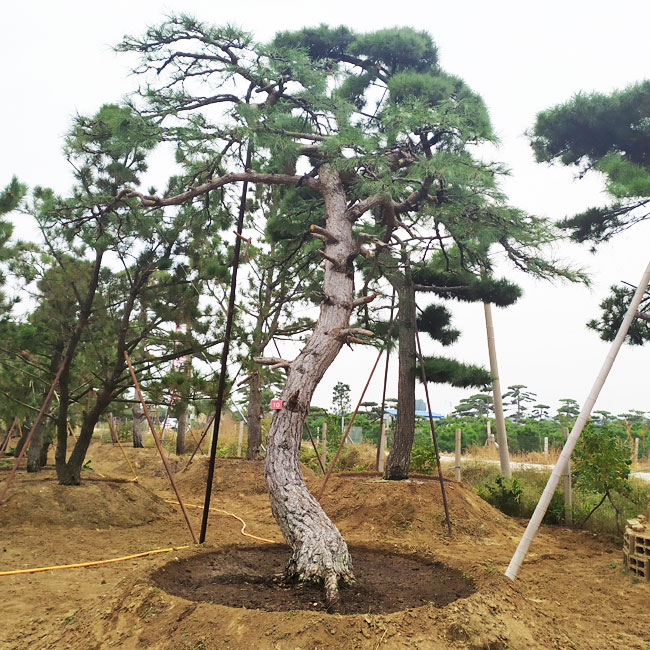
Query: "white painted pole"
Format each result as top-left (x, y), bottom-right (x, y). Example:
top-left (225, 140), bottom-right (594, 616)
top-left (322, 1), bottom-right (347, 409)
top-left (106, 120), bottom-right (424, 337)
top-left (562, 427), bottom-right (572, 525)
top-left (544, 437), bottom-right (549, 460)
top-left (455, 428), bottom-right (462, 482)
top-left (237, 420), bottom-right (244, 458)
top-left (378, 422), bottom-right (387, 473)
top-left (634, 437), bottom-right (640, 466)
top-left (484, 303), bottom-right (511, 477)
top-left (505, 259), bottom-right (650, 580)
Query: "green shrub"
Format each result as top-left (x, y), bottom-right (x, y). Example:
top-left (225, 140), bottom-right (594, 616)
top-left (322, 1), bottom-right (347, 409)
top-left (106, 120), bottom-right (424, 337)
top-left (410, 442), bottom-right (437, 474)
top-left (477, 475), bottom-right (523, 517)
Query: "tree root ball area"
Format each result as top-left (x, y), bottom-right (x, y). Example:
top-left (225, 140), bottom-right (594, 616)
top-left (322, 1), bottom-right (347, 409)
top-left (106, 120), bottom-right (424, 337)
top-left (153, 544), bottom-right (475, 614)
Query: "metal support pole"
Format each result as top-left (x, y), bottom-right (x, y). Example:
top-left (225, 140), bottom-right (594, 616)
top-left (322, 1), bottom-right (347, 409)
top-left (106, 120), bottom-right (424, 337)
top-left (414, 323), bottom-right (452, 536)
top-left (200, 145), bottom-right (253, 543)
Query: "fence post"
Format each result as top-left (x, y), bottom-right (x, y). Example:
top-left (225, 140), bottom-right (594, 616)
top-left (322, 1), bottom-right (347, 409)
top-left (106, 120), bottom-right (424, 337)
top-left (562, 427), bottom-right (572, 526)
top-left (321, 422), bottom-right (327, 469)
top-left (237, 420), bottom-right (244, 458)
top-left (455, 428), bottom-right (462, 482)
top-left (378, 422), bottom-right (387, 473)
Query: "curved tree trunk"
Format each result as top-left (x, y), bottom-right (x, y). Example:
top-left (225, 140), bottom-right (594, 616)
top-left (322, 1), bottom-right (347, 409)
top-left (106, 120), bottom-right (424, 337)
top-left (264, 166), bottom-right (355, 608)
top-left (385, 271), bottom-right (416, 480)
top-left (132, 404), bottom-right (146, 448)
top-left (246, 372), bottom-right (263, 460)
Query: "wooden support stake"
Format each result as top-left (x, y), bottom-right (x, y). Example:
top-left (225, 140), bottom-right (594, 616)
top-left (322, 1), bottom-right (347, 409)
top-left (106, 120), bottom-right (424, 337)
top-left (0, 417), bottom-right (18, 455)
top-left (67, 422), bottom-right (78, 441)
top-left (104, 415), bottom-right (138, 482)
top-left (184, 414), bottom-right (216, 469)
top-left (484, 302), bottom-right (511, 477)
top-left (237, 421), bottom-right (244, 458)
top-left (321, 422), bottom-right (327, 470)
top-left (377, 422), bottom-right (387, 473)
top-left (455, 428), bottom-right (462, 482)
top-left (562, 426), bottom-right (572, 526)
top-left (317, 345), bottom-right (386, 500)
top-left (305, 421), bottom-right (326, 475)
top-left (0, 361), bottom-right (66, 505)
top-left (124, 351), bottom-right (197, 543)
top-left (376, 289), bottom-right (395, 471)
top-left (188, 428), bottom-right (207, 456)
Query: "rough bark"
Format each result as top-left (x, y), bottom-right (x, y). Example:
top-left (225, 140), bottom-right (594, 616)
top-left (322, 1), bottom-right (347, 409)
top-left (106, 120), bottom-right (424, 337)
top-left (28, 341), bottom-right (65, 472)
top-left (54, 367), bottom-right (72, 479)
top-left (26, 431), bottom-right (44, 473)
top-left (264, 165), bottom-right (355, 608)
top-left (14, 423), bottom-right (30, 458)
top-left (58, 390), bottom-right (112, 485)
top-left (28, 424), bottom-right (54, 472)
top-left (132, 404), bottom-right (146, 448)
top-left (39, 437), bottom-right (50, 467)
top-left (246, 372), bottom-right (263, 460)
top-left (384, 271), bottom-right (416, 480)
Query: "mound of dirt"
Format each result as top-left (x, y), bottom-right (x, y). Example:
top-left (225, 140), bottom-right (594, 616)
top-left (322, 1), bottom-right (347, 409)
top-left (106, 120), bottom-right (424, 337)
top-left (5, 455), bottom-right (650, 650)
top-left (0, 475), bottom-right (172, 528)
top-left (173, 456), bottom-right (318, 501)
top-left (153, 544), bottom-right (475, 614)
top-left (313, 473), bottom-right (523, 545)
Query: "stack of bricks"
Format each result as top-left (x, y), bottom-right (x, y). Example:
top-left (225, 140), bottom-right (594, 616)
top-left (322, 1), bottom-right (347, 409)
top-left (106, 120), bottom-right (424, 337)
top-left (623, 513), bottom-right (650, 581)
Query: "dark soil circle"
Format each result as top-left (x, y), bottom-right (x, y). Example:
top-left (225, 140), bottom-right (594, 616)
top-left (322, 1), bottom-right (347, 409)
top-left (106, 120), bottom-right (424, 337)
top-left (152, 545), bottom-right (475, 614)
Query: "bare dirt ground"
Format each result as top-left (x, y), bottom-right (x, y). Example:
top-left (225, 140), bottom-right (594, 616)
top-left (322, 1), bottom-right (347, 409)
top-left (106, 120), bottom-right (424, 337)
top-left (1, 440), bottom-right (649, 649)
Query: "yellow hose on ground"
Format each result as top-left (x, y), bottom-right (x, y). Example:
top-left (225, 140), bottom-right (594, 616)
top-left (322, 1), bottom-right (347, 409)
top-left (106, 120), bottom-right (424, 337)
top-left (0, 499), bottom-right (275, 576)
top-left (166, 500), bottom-right (277, 544)
top-left (0, 546), bottom-right (190, 577)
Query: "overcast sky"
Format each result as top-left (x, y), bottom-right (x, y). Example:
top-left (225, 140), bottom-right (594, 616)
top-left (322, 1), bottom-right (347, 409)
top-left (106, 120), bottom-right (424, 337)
top-left (3, 0), bottom-right (650, 417)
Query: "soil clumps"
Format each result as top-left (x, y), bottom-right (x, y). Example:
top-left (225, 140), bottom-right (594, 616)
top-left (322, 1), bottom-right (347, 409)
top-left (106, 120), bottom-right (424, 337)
top-left (153, 544), bottom-right (475, 613)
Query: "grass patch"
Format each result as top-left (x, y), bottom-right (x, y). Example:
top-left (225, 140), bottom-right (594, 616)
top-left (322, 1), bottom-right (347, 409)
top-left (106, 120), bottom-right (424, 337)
top-left (460, 461), bottom-right (650, 537)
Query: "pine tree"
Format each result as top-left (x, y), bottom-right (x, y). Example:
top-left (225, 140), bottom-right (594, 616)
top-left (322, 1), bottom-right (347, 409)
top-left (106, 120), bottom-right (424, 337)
top-left (116, 18), bottom-right (583, 605)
